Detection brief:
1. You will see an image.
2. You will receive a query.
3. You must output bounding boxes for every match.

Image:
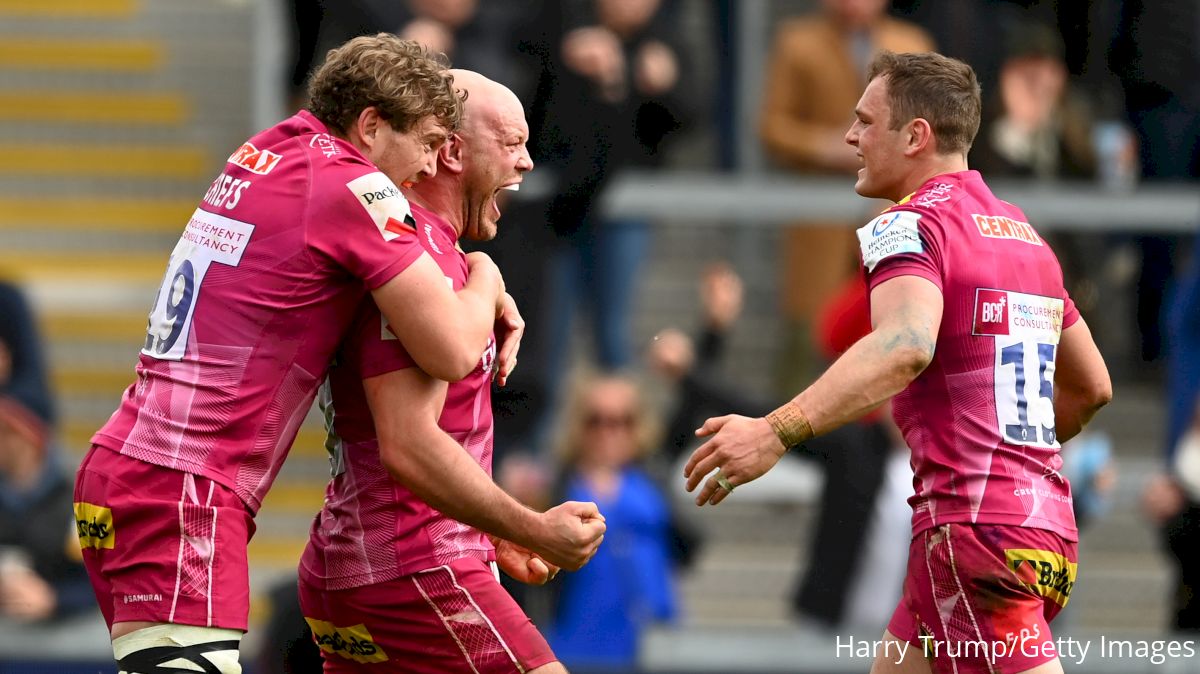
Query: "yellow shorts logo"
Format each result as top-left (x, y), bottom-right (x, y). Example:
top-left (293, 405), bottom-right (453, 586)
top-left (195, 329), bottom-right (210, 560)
top-left (305, 618), bottom-right (388, 664)
top-left (1005, 548), bottom-right (1077, 608)
top-left (74, 502), bottom-right (115, 550)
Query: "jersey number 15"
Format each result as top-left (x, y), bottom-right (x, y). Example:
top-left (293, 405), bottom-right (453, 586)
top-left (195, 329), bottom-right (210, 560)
top-left (995, 337), bottom-right (1058, 448)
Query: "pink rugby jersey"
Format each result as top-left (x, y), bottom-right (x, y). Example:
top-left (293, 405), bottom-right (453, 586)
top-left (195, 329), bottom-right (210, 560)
top-left (858, 170), bottom-right (1080, 541)
top-left (92, 111), bottom-right (427, 513)
top-left (300, 203), bottom-right (498, 590)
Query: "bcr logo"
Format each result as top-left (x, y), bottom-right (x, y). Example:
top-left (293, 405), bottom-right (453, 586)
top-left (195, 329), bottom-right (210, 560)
top-left (973, 289), bottom-right (1011, 336)
top-left (982, 296), bottom-right (1007, 323)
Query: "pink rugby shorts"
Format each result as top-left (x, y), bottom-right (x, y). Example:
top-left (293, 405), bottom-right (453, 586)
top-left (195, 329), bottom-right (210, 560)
top-left (74, 445), bottom-right (255, 630)
top-left (888, 523), bottom-right (1078, 674)
top-left (297, 556), bottom-right (557, 673)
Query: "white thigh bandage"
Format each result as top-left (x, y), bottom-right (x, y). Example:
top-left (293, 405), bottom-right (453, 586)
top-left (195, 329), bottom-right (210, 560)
top-left (113, 624), bottom-right (243, 674)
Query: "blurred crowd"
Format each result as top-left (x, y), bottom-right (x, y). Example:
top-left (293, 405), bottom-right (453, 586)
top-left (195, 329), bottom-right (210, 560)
top-left (0, 281), bottom-right (91, 626)
top-left (3, 0), bottom-right (1199, 670)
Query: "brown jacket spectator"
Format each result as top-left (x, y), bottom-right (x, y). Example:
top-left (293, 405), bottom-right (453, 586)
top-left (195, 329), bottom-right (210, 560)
top-left (759, 0), bottom-right (933, 390)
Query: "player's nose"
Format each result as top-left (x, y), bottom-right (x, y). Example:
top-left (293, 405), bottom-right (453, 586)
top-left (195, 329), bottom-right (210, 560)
top-left (418, 152), bottom-right (438, 180)
top-left (516, 145), bottom-right (533, 173)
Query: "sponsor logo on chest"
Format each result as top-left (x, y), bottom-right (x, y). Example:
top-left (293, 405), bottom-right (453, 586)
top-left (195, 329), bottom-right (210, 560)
top-left (972, 214), bottom-right (1044, 246)
top-left (973, 288), bottom-right (1063, 343)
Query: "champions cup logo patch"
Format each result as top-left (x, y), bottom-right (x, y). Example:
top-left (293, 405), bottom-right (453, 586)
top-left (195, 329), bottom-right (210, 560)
top-left (227, 142), bottom-right (282, 175)
top-left (972, 214), bottom-right (1044, 246)
top-left (74, 502), bottom-right (115, 550)
top-left (1005, 548), bottom-right (1077, 607)
top-left (304, 618), bottom-right (389, 663)
top-left (857, 210), bottom-right (923, 272)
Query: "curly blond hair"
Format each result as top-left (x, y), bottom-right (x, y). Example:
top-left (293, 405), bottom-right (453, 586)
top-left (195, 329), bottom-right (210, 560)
top-left (307, 33), bottom-right (462, 136)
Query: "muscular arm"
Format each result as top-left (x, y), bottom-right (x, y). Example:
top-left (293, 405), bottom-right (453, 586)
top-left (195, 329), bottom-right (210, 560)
top-left (1052, 318), bottom-right (1112, 443)
top-left (685, 275), bottom-right (940, 503)
top-left (365, 368), bottom-right (604, 569)
top-left (371, 254), bottom-right (502, 382)
top-left (792, 275), bottom-right (941, 434)
top-left (366, 367), bottom-right (542, 544)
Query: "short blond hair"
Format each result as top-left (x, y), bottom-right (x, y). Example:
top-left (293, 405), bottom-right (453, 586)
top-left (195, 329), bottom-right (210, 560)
top-left (868, 50), bottom-right (981, 156)
top-left (307, 33), bottom-right (462, 136)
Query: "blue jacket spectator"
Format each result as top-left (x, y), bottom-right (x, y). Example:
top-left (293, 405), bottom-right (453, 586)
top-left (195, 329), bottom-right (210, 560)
top-left (545, 374), bottom-right (679, 672)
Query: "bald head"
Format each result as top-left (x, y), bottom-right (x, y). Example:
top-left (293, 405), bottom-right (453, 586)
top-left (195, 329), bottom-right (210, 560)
top-left (412, 69), bottom-right (532, 241)
top-left (449, 69), bottom-right (523, 132)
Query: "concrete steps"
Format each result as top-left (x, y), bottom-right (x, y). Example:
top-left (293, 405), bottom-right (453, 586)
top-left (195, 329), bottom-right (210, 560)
top-left (0, 0), bottom-right (258, 476)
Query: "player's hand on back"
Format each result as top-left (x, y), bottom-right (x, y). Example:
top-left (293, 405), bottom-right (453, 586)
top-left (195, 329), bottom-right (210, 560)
top-left (494, 292), bottom-right (524, 387)
top-left (533, 501), bottom-right (606, 571)
top-left (684, 414), bottom-right (787, 506)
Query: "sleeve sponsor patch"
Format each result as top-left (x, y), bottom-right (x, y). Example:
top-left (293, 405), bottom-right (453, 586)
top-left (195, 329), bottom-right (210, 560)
top-left (346, 172), bottom-right (416, 242)
top-left (857, 210), bottom-right (923, 272)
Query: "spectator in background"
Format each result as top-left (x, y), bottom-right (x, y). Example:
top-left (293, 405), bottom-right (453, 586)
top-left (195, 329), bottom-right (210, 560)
top-left (1143, 231), bottom-right (1200, 632)
top-left (1144, 401), bottom-right (1200, 632)
top-left (0, 280), bottom-right (54, 430)
top-left (971, 21), bottom-right (1109, 317)
top-left (650, 262), bottom-right (756, 463)
top-left (285, 1), bottom-right (529, 106)
top-left (546, 373), bottom-right (679, 672)
top-left (0, 280), bottom-right (91, 623)
top-left (256, 576), bottom-right (321, 674)
top-left (759, 0), bottom-right (933, 393)
top-left (648, 267), bottom-right (908, 632)
top-left (1111, 0), bottom-right (1200, 364)
top-left (970, 22), bottom-right (1096, 181)
top-left (1116, 0), bottom-right (1200, 631)
top-left (396, 0), bottom-right (527, 88)
top-left (490, 0), bottom-right (692, 461)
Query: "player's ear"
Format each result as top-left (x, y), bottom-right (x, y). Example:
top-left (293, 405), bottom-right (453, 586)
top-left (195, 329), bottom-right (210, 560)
top-left (439, 133), bottom-right (465, 173)
top-left (354, 107), bottom-right (383, 150)
top-left (905, 117), bottom-right (934, 156)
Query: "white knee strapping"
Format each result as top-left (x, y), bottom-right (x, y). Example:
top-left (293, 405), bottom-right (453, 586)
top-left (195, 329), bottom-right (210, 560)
top-left (113, 624), bottom-right (243, 674)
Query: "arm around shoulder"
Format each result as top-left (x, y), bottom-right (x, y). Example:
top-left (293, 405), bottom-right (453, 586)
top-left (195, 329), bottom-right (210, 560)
top-left (1054, 318), bottom-right (1112, 443)
top-left (371, 253), bottom-right (503, 381)
top-left (791, 275), bottom-right (942, 433)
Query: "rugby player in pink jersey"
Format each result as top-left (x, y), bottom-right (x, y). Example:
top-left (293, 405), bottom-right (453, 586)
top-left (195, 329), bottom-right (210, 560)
top-left (297, 70), bottom-right (605, 673)
top-left (684, 52), bottom-right (1111, 674)
top-left (73, 36), bottom-right (527, 673)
